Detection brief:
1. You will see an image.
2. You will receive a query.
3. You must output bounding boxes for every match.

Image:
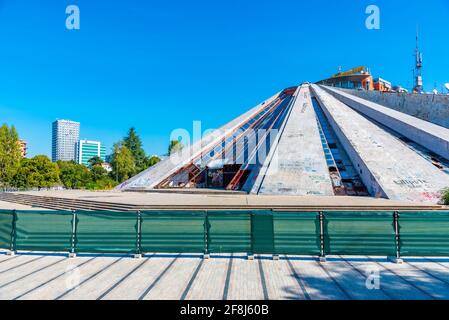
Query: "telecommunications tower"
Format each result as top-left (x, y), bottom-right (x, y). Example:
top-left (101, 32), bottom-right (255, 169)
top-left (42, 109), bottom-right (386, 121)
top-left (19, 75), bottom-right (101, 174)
top-left (413, 29), bottom-right (424, 93)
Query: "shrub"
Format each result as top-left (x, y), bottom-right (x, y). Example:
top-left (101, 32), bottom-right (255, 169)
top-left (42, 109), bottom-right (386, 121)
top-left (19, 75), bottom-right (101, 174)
top-left (85, 178), bottom-right (117, 191)
top-left (442, 188), bottom-right (449, 205)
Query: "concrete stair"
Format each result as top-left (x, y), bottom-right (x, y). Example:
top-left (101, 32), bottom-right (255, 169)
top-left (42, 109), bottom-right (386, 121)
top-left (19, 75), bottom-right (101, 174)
top-left (0, 192), bottom-right (138, 212)
top-left (0, 192), bottom-right (443, 212)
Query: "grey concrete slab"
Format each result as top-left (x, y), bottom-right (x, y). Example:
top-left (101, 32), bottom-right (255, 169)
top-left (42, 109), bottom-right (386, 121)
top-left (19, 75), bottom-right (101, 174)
top-left (426, 258), bottom-right (449, 270)
top-left (341, 257), bottom-right (431, 300)
top-left (18, 257), bottom-right (119, 300)
top-left (404, 260), bottom-right (449, 287)
top-left (0, 256), bottom-right (66, 293)
top-left (286, 258), bottom-right (347, 300)
top-left (2, 252), bottom-right (449, 300)
top-left (254, 85), bottom-right (334, 196)
top-left (325, 86), bottom-right (449, 160)
top-left (61, 258), bottom-right (144, 300)
top-left (0, 255), bottom-right (46, 274)
top-left (259, 258), bottom-right (306, 300)
top-left (1, 257), bottom-right (94, 300)
top-left (101, 255), bottom-right (176, 300)
top-left (184, 255), bottom-right (229, 300)
top-left (321, 257), bottom-right (390, 300)
top-left (226, 256), bottom-right (265, 300)
top-left (144, 255), bottom-right (202, 300)
top-left (0, 253), bottom-right (16, 264)
top-left (311, 84), bottom-right (449, 203)
top-left (375, 258), bottom-right (449, 299)
top-left (0, 254), bottom-right (24, 268)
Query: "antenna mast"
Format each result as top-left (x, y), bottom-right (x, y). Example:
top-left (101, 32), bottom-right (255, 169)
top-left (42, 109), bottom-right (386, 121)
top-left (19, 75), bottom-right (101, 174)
top-left (413, 28), bottom-right (424, 93)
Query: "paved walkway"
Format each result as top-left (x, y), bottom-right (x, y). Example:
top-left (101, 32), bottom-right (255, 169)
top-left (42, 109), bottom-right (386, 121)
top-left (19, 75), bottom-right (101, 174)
top-left (0, 201), bottom-right (50, 211)
top-left (9, 190), bottom-right (440, 209)
top-left (1, 250), bottom-right (449, 300)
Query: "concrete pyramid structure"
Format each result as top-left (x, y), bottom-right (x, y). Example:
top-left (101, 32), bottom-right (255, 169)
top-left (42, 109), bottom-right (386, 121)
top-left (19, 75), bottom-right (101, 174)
top-left (117, 84), bottom-right (449, 203)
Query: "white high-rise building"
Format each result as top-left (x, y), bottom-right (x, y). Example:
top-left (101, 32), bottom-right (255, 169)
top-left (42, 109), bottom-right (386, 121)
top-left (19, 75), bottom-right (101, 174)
top-left (52, 120), bottom-right (80, 162)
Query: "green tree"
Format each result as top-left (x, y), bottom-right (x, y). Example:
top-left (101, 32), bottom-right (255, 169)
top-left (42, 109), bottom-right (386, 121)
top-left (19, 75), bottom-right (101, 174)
top-left (144, 155), bottom-right (161, 168)
top-left (85, 163), bottom-right (117, 190)
top-left (123, 128), bottom-right (146, 172)
top-left (0, 124), bottom-right (22, 188)
top-left (168, 140), bottom-right (184, 156)
top-left (57, 161), bottom-right (91, 189)
top-left (111, 143), bottom-right (135, 183)
top-left (87, 156), bottom-right (103, 169)
top-left (12, 155), bottom-right (60, 189)
top-left (11, 159), bottom-right (31, 189)
top-left (90, 165), bottom-right (107, 182)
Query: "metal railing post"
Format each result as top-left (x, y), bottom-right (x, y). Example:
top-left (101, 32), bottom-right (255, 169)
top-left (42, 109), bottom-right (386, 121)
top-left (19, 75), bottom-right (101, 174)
top-left (393, 211), bottom-right (403, 264)
top-left (271, 210), bottom-right (279, 261)
top-left (319, 211), bottom-right (326, 262)
top-left (248, 212), bottom-right (254, 260)
top-left (203, 211), bottom-right (210, 259)
top-left (69, 210), bottom-right (77, 258)
top-left (8, 210), bottom-right (17, 256)
top-left (134, 211), bottom-right (142, 259)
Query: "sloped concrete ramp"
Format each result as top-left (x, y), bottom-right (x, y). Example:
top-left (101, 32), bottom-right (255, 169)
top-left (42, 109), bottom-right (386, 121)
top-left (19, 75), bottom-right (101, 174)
top-left (116, 92), bottom-right (281, 191)
top-left (324, 86), bottom-right (449, 160)
top-left (253, 85), bottom-right (334, 196)
top-left (311, 84), bottom-right (449, 203)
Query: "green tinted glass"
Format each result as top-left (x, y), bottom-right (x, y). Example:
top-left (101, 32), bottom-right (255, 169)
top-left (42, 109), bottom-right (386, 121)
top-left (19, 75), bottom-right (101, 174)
top-left (141, 211), bottom-right (205, 253)
top-left (75, 211), bottom-right (138, 254)
top-left (399, 212), bottom-right (449, 257)
top-left (15, 211), bottom-right (73, 252)
top-left (273, 212), bottom-right (320, 255)
top-left (0, 211), bottom-right (13, 250)
top-left (208, 211), bottom-right (251, 253)
top-left (324, 212), bottom-right (396, 256)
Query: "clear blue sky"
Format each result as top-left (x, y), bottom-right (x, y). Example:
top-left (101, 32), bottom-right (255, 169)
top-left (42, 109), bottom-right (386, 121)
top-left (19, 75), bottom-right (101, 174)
top-left (1, 0), bottom-right (448, 158)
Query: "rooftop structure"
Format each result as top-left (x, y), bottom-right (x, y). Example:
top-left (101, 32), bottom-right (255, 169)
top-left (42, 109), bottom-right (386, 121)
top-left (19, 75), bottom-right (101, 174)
top-left (18, 140), bottom-right (27, 158)
top-left (316, 66), bottom-right (374, 91)
top-left (373, 78), bottom-right (392, 92)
